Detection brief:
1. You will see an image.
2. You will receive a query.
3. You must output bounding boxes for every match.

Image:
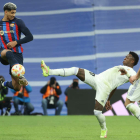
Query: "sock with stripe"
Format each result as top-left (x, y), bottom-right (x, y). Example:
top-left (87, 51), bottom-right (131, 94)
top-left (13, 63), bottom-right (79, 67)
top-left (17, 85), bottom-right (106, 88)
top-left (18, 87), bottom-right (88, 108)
top-left (126, 103), bottom-right (140, 121)
top-left (49, 67), bottom-right (79, 76)
top-left (6, 51), bottom-right (18, 67)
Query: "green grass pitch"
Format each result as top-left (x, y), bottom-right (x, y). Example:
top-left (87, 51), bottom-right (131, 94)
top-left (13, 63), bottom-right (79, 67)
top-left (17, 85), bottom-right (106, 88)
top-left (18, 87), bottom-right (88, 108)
top-left (0, 115), bottom-right (139, 140)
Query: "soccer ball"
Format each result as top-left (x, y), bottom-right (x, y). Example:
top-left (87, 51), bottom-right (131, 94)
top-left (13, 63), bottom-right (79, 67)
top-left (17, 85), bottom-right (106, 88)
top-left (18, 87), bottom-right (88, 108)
top-left (11, 64), bottom-right (25, 77)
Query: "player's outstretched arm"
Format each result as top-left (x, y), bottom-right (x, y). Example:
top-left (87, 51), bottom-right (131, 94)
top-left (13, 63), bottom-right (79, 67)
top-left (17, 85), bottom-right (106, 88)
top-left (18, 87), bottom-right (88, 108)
top-left (16, 19), bottom-right (33, 45)
top-left (129, 68), bottom-right (140, 84)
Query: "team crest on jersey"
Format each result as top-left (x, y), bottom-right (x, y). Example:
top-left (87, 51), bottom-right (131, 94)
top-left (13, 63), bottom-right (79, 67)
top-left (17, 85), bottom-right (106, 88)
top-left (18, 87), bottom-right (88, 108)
top-left (10, 23), bottom-right (15, 27)
top-left (0, 30), bottom-right (4, 35)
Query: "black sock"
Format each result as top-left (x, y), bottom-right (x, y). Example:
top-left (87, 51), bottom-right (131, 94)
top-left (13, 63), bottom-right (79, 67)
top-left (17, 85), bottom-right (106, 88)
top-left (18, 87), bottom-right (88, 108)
top-left (6, 51), bottom-right (18, 67)
top-left (4, 81), bottom-right (14, 89)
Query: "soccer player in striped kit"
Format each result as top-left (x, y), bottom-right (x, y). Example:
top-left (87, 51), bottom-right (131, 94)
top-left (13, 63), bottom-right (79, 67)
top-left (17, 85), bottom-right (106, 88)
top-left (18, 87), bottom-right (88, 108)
top-left (0, 2), bottom-right (33, 91)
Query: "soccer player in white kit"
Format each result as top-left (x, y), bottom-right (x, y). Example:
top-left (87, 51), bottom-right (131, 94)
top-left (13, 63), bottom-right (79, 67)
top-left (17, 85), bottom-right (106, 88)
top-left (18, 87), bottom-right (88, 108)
top-left (118, 67), bottom-right (140, 121)
top-left (41, 51), bottom-right (139, 138)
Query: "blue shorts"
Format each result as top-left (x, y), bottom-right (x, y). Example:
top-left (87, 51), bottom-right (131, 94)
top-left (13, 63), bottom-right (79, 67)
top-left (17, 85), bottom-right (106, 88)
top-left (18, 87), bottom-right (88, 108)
top-left (0, 49), bottom-right (23, 75)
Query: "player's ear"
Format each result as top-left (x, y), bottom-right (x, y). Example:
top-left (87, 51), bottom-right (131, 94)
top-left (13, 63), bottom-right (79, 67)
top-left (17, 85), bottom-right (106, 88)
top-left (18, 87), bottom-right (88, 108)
top-left (131, 59), bottom-right (135, 65)
top-left (4, 10), bottom-right (8, 15)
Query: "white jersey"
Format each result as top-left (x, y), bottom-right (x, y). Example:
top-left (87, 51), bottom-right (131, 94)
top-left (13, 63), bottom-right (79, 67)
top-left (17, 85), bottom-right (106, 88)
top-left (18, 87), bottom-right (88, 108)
top-left (127, 78), bottom-right (140, 102)
top-left (84, 65), bottom-right (136, 107)
top-left (97, 65), bottom-right (136, 90)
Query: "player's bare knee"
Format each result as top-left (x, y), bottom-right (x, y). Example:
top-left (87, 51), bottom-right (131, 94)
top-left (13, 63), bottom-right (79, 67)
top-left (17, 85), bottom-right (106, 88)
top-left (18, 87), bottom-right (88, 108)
top-left (1, 50), bottom-right (12, 58)
top-left (77, 68), bottom-right (85, 81)
top-left (94, 100), bottom-right (103, 111)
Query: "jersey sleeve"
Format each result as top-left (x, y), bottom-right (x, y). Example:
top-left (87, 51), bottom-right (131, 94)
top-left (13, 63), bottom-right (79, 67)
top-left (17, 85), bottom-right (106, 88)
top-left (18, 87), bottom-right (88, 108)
top-left (16, 18), bottom-right (33, 45)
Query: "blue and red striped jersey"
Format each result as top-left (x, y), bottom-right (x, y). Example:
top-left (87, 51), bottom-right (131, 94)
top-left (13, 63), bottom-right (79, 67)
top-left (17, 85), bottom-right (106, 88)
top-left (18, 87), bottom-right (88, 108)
top-left (0, 17), bottom-right (33, 53)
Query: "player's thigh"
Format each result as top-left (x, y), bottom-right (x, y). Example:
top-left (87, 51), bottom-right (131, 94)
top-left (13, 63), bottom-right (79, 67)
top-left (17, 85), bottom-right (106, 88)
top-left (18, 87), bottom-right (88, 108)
top-left (0, 49), bottom-right (12, 60)
top-left (0, 49), bottom-right (9, 65)
top-left (95, 86), bottom-right (111, 108)
top-left (83, 69), bottom-right (96, 89)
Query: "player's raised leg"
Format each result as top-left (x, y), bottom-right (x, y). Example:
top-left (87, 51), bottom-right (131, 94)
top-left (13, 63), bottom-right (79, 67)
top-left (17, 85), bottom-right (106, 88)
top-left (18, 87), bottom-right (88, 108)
top-left (0, 50), bottom-right (28, 90)
top-left (41, 60), bottom-right (85, 81)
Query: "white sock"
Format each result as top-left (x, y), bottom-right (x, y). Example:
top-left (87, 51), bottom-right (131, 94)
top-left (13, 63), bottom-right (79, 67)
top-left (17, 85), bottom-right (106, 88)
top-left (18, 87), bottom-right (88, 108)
top-left (49, 67), bottom-right (79, 77)
top-left (126, 103), bottom-right (140, 120)
top-left (94, 110), bottom-right (107, 130)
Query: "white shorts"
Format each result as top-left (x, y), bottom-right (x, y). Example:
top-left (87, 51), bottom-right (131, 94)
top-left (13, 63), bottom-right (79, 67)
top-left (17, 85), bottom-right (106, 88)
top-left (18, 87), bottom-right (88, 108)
top-left (127, 79), bottom-right (140, 102)
top-left (84, 69), bottom-right (111, 107)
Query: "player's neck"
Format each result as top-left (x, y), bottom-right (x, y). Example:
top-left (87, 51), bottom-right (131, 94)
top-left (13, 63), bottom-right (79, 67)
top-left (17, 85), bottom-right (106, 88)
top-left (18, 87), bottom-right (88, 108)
top-left (2, 16), bottom-right (9, 21)
top-left (124, 64), bottom-right (133, 68)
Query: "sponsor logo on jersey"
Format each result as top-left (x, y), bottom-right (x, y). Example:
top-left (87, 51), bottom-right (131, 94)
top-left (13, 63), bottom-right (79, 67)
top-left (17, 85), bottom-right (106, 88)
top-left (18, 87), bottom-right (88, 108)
top-left (0, 30), bottom-right (14, 35)
top-left (5, 30), bottom-right (14, 33)
top-left (10, 23), bottom-right (15, 27)
top-left (0, 30), bottom-right (4, 35)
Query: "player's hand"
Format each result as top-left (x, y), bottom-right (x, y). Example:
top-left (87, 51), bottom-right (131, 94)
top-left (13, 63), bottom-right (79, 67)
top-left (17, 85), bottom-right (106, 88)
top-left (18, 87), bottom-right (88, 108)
top-left (105, 101), bottom-right (112, 110)
top-left (119, 68), bottom-right (127, 75)
top-left (7, 41), bottom-right (17, 49)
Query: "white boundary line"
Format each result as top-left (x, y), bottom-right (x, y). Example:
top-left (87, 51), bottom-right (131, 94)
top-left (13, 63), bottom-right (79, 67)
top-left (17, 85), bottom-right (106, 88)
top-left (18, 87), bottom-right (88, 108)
top-left (24, 50), bottom-right (140, 63)
top-left (1, 6), bottom-right (140, 16)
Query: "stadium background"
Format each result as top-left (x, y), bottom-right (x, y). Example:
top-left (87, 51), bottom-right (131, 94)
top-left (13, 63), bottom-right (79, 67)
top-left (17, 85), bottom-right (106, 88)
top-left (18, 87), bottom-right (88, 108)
top-left (0, 0), bottom-right (140, 115)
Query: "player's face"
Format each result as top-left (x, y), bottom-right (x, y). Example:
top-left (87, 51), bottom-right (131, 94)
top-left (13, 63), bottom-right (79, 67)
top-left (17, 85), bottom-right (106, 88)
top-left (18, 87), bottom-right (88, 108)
top-left (123, 54), bottom-right (134, 66)
top-left (5, 10), bottom-right (16, 20)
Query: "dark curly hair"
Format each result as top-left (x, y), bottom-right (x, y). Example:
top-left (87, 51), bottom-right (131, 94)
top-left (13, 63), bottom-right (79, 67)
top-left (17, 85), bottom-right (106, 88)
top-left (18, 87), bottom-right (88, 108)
top-left (129, 51), bottom-right (139, 66)
top-left (3, 2), bottom-right (17, 11)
